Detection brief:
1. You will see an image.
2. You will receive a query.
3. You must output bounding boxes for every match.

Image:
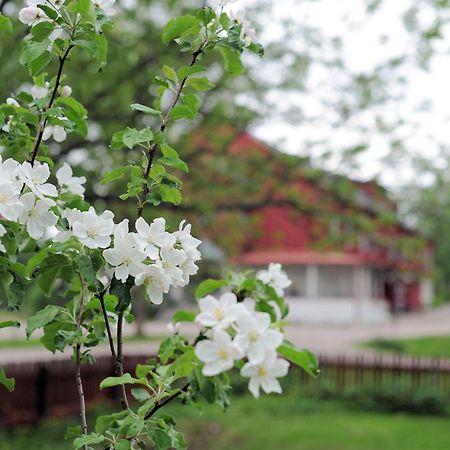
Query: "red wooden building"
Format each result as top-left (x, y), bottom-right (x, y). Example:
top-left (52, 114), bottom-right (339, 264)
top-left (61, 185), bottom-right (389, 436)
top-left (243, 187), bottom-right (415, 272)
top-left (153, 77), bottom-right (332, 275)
top-left (222, 131), bottom-right (434, 323)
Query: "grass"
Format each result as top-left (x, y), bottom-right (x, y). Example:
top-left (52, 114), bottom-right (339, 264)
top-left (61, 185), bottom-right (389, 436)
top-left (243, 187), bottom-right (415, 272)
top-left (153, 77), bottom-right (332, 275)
top-left (364, 335), bottom-right (450, 358)
top-left (2, 395), bottom-right (450, 450)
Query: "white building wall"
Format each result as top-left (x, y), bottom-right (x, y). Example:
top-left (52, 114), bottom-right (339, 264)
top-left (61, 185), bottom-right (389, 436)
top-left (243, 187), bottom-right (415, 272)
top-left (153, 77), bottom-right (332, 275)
top-left (285, 264), bottom-right (390, 324)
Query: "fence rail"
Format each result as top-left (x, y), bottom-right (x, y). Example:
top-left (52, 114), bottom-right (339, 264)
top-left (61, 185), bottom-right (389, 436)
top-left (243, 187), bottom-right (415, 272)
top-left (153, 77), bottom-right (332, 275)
top-left (1, 353), bottom-right (450, 428)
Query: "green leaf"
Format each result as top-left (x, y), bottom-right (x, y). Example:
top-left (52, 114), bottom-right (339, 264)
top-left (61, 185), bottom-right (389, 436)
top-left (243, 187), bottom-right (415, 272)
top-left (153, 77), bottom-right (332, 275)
top-left (172, 310), bottom-right (195, 323)
top-left (26, 305), bottom-right (60, 338)
top-left (186, 77), bottom-right (215, 91)
top-left (122, 127), bottom-right (153, 149)
top-left (195, 279), bottom-right (228, 299)
top-left (57, 96), bottom-right (87, 117)
top-left (278, 341), bottom-right (319, 378)
top-left (115, 440), bottom-right (132, 450)
top-left (0, 14), bottom-right (12, 35)
top-left (110, 277), bottom-right (134, 312)
top-left (95, 410), bottom-right (128, 434)
top-left (158, 157), bottom-right (188, 173)
top-left (0, 320), bottom-right (20, 329)
top-left (135, 364), bottom-right (153, 378)
top-left (162, 65), bottom-right (178, 83)
top-left (178, 64), bottom-right (206, 79)
top-left (31, 21), bottom-right (55, 41)
top-left (157, 184), bottom-right (182, 205)
top-left (73, 433), bottom-right (105, 449)
top-left (219, 46), bottom-right (244, 76)
top-left (130, 103), bottom-right (162, 116)
top-left (93, 33), bottom-right (108, 70)
top-left (75, 254), bottom-right (97, 287)
top-left (0, 368), bottom-right (14, 392)
top-left (28, 51), bottom-right (52, 76)
top-left (20, 39), bottom-right (50, 67)
top-left (219, 12), bottom-right (231, 29)
top-left (64, 425), bottom-right (82, 440)
top-left (131, 387), bottom-right (151, 402)
top-left (99, 373), bottom-right (147, 389)
top-left (149, 429), bottom-right (172, 450)
top-left (168, 348), bottom-right (195, 379)
top-left (37, 4), bottom-right (59, 20)
top-left (101, 166), bottom-right (131, 184)
top-left (162, 15), bottom-right (200, 45)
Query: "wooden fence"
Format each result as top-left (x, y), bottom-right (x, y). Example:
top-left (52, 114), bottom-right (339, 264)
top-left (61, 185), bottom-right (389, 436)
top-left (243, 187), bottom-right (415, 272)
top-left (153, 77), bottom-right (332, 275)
top-left (1, 353), bottom-right (450, 428)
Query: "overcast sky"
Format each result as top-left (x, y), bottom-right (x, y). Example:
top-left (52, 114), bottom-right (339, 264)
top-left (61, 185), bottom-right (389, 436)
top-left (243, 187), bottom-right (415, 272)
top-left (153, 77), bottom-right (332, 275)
top-left (228, 0), bottom-right (450, 190)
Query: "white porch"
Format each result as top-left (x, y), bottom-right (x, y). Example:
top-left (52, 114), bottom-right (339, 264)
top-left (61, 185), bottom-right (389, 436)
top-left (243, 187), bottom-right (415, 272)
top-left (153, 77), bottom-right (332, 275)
top-left (283, 265), bottom-right (391, 324)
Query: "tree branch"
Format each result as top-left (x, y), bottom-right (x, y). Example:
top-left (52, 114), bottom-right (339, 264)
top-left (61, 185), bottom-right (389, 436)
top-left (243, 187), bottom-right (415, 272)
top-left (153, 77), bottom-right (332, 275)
top-left (75, 275), bottom-right (88, 449)
top-left (116, 310), bottom-right (129, 409)
top-left (98, 290), bottom-right (117, 360)
top-left (75, 343), bottom-right (88, 450)
top-left (137, 47), bottom-right (204, 219)
top-left (29, 44), bottom-right (74, 166)
top-left (144, 383), bottom-right (190, 420)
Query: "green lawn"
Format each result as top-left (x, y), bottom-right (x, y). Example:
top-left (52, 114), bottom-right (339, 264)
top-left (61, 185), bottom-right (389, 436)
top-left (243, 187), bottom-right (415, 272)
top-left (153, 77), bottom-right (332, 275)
top-left (2, 396), bottom-right (450, 450)
top-left (364, 335), bottom-right (450, 358)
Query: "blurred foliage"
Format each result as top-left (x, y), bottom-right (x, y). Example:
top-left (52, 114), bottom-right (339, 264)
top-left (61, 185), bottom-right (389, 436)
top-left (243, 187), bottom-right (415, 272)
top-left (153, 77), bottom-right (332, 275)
top-left (1, 0), bottom-right (448, 295)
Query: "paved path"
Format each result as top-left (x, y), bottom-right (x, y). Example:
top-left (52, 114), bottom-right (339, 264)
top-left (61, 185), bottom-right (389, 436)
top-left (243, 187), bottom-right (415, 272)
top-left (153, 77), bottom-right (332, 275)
top-left (1, 304), bottom-right (450, 364)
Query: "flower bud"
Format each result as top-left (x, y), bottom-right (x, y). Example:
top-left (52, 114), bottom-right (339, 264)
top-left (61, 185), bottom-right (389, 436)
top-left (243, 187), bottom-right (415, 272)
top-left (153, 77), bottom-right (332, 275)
top-left (60, 85), bottom-right (72, 97)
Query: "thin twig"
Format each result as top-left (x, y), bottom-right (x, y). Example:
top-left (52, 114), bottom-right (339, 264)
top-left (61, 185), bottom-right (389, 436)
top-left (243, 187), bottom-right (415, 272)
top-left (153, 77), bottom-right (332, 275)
top-left (29, 44), bottom-right (74, 166)
top-left (75, 343), bottom-right (88, 450)
top-left (98, 290), bottom-right (117, 360)
top-left (137, 47), bottom-right (204, 218)
top-left (144, 383), bottom-right (190, 420)
top-left (116, 310), bottom-right (129, 409)
top-left (75, 275), bottom-right (88, 449)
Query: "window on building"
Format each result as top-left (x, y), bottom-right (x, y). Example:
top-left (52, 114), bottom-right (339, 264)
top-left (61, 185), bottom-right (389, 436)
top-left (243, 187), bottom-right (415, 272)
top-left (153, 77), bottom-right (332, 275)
top-left (284, 266), bottom-right (307, 297)
top-left (317, 266), bottom-right (354, 298)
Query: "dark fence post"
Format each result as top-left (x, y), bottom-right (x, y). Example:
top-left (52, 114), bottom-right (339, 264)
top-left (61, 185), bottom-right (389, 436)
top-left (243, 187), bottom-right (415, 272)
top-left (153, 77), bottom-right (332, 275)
top-left (36, 366), bottom-right (48, 421)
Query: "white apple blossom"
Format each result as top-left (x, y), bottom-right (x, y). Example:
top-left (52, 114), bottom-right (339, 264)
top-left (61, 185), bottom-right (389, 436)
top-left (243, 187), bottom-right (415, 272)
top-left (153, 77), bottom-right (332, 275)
top-left (195, 329), bottom-right (243, 376)
top-left (17, 193), bottom-right (58, 240)
top-left (240, 350), bottom-right (289, 398)
top-left (134, 217), bottom-right (175, 259)
top-left (210, 0), bottom-right (236, 7)
top-left (157, 246), bottom-right (186, 286)
top-left (56, 163), bottom-right (86, 196)
top-left (196, 292), bottom-right (244, 329)
top-left (174, 220), bottom-right (201, 259)
top-left (177, 257), bottom-right (200, 287)
top-left (234, 312), bottom-right (283, 364)
top-left (230, 10), bottom-right (257, 46)
top-left (114, 219), bottom-right (130, 239)
top-left (92, 0), bottom-right (115, 15)
top-left (0, 183), bottom-right (22, 221)
top-left (0, 157), bottom-right (23, 192)
top-left (20, 162), bottom-right (58, 198)
top-left (0, 224), bottom-right (6, 253)
top-left (72, 207), bottom-right (115, 249)
top-left (60, 85), bottom-right (72, 97)
top-left (256, 263), bottom-right (292, 296)
top-left (103, 235), bottom-right (147, 282)
top-left (52, 207), bottom-right (84, 243)
top-left (43, 125), bottom-right (67, 143)
top-left (18, 6), bottom-right (49, 26)
top-left (6, 98), bottom-right (20, 107)
top-left (30, 84), bottom-right (49, 100)
top-left (135, 264), bottom-right (171, 305)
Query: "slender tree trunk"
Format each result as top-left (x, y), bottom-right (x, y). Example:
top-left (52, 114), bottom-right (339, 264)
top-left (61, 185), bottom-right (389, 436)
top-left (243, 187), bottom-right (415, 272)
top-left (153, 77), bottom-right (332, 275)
top-left (76, 343), bottom-right (88, 450)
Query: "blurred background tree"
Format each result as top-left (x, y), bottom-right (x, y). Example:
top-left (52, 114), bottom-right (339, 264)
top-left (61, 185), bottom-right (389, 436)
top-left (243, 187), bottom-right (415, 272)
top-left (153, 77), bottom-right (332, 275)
top-left (2, 0), bottom-right (450, 304)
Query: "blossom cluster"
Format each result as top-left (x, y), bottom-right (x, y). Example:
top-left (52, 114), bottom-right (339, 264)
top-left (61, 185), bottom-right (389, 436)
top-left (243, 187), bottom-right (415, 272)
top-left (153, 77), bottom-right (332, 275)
top-left (19, 0), bottom-right (115, 31)
top-left (0, 157), bottom-right (201, 304)
top-left (194, 264), bottom-right (291, 398)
